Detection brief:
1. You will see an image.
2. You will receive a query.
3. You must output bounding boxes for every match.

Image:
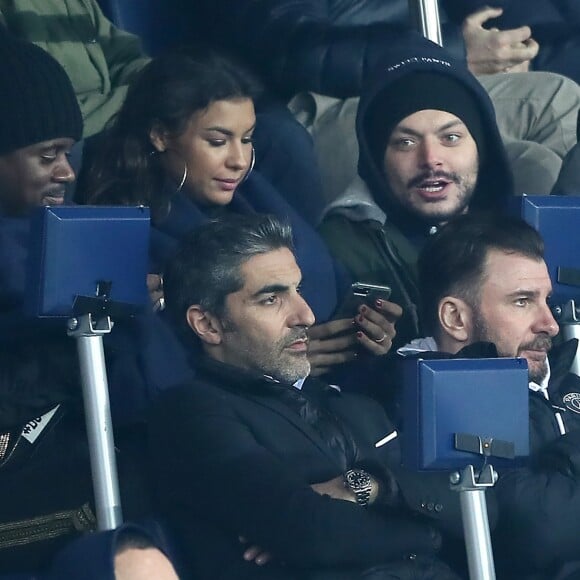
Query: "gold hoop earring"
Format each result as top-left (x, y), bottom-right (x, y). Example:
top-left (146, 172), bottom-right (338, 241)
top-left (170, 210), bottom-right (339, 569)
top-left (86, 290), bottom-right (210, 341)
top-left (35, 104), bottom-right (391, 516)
top-left (176, 160), bottom-right (188, 193)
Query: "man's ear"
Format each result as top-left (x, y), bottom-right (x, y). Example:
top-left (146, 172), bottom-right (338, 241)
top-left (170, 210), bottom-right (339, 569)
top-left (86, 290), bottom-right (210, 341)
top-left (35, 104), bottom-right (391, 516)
top-left (186, 305), bottom-right (223, 345)
top-left (438, 296), bottom-right (472, 344)
top-left (149, 122), bottom-right (170, 153)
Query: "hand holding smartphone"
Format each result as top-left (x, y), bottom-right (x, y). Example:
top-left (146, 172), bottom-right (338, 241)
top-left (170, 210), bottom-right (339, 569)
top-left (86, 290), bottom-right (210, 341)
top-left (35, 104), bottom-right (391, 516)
top-left (334, 282), bottom-right (392, 319)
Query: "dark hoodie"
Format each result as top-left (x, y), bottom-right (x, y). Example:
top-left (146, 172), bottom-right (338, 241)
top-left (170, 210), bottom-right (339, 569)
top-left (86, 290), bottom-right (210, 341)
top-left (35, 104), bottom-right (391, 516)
top-left (319, 39), bottom-right (514, 347)
top-left (356, 39), bottom-right (514, 238)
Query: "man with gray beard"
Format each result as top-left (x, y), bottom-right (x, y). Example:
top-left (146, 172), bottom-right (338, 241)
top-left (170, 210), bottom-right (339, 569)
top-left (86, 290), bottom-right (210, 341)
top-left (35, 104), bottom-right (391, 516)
top-left (400, 213), bottom-right (580, 578)
top-left (148, 213), bottom-right (476, 580)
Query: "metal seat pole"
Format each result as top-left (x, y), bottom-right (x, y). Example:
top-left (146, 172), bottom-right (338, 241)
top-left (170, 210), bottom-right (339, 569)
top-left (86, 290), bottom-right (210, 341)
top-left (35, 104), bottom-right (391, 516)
top-left (408, 0), bottom-right (443, 45)
top-left (451, 465), bottom-right (497, 580)
top-left (69, 313), bottom-right (123, 531)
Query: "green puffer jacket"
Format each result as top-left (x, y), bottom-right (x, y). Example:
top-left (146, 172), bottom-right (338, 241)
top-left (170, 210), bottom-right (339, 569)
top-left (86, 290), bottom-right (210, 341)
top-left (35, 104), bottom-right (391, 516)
top-left (0, 0), bottom-right (150, 137)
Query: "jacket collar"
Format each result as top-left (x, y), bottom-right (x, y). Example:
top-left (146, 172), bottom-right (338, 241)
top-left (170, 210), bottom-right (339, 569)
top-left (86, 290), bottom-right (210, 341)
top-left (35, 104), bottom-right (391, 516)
top-left (194, 357), bottom-right (346, 469)
top-left (195, 355), bottom-right (294, 394)
top-left (322, 175), bottom-right (386, 224)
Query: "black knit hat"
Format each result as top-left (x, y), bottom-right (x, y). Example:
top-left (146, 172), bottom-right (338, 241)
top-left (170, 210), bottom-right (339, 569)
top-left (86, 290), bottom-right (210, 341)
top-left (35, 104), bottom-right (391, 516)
top-left (0, 29), bottom-right (83, 155)
top-left (365, 72), bottom-right (486, 170)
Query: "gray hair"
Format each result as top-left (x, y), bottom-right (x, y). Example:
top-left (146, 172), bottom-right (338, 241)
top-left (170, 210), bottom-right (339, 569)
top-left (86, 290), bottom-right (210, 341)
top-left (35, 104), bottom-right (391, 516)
top-left (164, 214), bottom-right (294, 339)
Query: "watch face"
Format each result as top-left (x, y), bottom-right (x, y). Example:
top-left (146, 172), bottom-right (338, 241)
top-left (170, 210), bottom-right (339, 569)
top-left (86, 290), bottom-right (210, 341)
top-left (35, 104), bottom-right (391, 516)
top-left (344, 469), bottom-right (372, 507)
top-left (345, 469), bottom-right (371, 489)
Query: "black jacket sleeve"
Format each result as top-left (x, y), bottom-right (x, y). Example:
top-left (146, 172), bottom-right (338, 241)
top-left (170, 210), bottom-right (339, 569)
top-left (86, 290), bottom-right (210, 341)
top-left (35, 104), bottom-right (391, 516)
top-left (331, 391), bottom-right (497, 540)
top-left (207, 0), bottom-right (430, 98)
top-left (494, 429), bottom-right (580, 572)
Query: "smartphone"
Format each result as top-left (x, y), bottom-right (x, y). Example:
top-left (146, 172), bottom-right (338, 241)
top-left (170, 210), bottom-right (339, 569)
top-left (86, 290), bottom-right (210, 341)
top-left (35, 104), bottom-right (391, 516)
top-left (333, 282), bottom-right (392, 319)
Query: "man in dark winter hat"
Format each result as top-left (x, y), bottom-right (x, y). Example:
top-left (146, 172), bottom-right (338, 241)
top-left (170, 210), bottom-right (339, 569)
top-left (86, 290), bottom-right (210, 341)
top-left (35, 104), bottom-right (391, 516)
top-left (0, 29), bottom-right (82, 216)
top-left (319, 39), bottom-right (514, 349)
top-left (0, 28), bottom-right (83, 332)
top-left (362, 71), bottom-right (491, 226)
top-left (0, 31), bottom-right (171, 580)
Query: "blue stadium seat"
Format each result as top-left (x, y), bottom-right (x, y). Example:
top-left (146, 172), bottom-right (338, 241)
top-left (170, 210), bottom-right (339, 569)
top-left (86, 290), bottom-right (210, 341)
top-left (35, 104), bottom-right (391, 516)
top-left (96, 0), bottom-right (194, 56)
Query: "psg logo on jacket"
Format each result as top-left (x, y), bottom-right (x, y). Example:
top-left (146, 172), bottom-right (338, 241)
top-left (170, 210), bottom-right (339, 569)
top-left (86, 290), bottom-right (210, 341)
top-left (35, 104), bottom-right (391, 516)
top-left (563, 393), bottom-right (580, 414)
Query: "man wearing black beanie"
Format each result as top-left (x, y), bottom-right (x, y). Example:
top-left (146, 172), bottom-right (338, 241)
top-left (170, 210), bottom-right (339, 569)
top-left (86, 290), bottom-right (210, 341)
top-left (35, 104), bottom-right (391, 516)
top-left (320, 40), bottom-right (514, 350)
top-left (0, 29), bottom-right (83, 216)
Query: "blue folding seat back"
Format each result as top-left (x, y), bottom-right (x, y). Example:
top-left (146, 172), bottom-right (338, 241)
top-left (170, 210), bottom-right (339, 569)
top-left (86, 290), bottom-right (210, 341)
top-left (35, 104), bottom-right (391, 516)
top-left (508, 195), bottom-right (580, 304)
top-left (96, 0), bottom-right (194, 56)
top-left (402, 357), bottom-right (530, 471)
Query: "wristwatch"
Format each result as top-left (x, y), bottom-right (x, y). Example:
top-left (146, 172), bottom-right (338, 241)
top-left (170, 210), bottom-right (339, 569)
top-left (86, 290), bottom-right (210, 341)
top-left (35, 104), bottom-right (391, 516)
top-left (343, 469), bottom-right (373, 507)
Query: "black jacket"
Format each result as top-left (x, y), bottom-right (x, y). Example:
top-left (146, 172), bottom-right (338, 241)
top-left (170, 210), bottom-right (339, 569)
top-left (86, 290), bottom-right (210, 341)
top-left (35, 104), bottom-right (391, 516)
top-left (149, 357), bottom-right (483, 579)
top-left (196, 0), bottom-right (465, 99)
top-left (398, 340), bottom-right (580, 578)
top-left (0, 333), bottom-right (156, 575)
top-left (493, 339), bottom-right (580, 577)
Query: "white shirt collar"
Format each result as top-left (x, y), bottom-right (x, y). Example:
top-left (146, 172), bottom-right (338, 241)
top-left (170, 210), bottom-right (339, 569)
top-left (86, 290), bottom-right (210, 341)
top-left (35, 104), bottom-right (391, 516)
top-left (528, 359), bottom-right (551, 397)
top-left (293, 377), bottom-right (307, 390)
top-left (397, 336), bottom-right (438, 356)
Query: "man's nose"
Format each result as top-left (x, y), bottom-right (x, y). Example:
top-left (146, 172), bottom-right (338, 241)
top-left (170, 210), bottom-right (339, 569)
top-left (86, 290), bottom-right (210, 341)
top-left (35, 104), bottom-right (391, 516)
top-left (535, 304), bottom-right (559, 337)
top-left (53, 156), bottom-right (76, 183)
top-left (290, 294), bottom-right (315, 328)
top-left (418, 139), bottom-right (443, 169)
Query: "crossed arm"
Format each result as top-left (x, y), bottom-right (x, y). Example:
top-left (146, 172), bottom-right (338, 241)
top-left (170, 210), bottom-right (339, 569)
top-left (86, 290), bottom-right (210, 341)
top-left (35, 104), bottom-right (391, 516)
top-left (150, 385), bottom-right (439, 570)
top-left (241, 472), bottom-right (383, 566)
